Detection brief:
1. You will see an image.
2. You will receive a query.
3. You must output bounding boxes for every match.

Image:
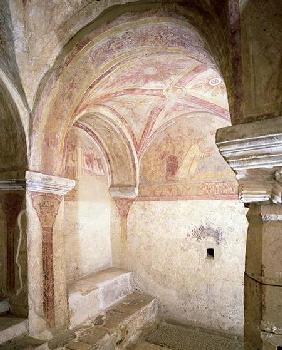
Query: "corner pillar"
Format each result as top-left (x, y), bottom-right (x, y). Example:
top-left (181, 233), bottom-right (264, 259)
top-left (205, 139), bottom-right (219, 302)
top-left (26, 171), bottom-right (75, 336)
top-left (216, 117), bottom-right (282, 349)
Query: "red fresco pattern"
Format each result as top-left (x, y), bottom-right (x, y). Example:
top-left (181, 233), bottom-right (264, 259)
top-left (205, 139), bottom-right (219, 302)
top-left (31, 193), bottom-right (62, 327)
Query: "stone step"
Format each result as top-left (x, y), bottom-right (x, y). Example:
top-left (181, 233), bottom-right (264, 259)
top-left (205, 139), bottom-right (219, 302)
top-left (0, 300), bottom-right (10, 315)
top-left (60, 292), bottom-right (158, 350)
top-left (145, 322), bottom-right (244, 350)
top-left (0, 335), bottom-right (48, 349)
top-left (68, 268), bottom-right (134, 328)
top-left (0, 317), bottom-right (28, 345)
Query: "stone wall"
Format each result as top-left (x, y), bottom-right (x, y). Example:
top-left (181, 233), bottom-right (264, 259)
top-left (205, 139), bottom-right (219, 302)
top-left (63, 127), bottom-right (112, 282)
top-left (64, 174), bottom-right (112, 282)
top-left (112, 200), bottom-right (248, 335)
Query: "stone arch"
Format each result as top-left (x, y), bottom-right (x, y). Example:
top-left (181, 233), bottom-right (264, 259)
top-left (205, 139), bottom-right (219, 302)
top-left (73, 107), bottom-right (138, 197)
top-left (0, 70), bottom-right (28, 318)
top-left (29, 2), bottom-right (233, 177)
top-left (0, 69), bottom-right (28, 179)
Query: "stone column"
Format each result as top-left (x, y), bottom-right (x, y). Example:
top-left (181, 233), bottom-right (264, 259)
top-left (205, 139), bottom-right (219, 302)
top-left (24, 172), bottom-right (74, 337)
top-left (216, 117), bottom-right (282, 350)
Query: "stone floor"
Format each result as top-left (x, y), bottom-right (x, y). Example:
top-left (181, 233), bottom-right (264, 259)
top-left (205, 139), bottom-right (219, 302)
top-left (0, 298), bottom-right (244, 350)
top-left (0, 336), bottom-right (47, 350)
top-left (129, 322), bottom-right (244, 350)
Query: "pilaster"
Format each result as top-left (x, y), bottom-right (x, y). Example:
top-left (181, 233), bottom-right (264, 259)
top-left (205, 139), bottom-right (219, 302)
top-left (114, 198), bottom-right (134, 269)
top-left (216, 117), bottom-right (282, 350)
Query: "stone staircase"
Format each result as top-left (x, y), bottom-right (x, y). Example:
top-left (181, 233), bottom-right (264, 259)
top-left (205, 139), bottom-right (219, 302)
top-left (52, 292), bottom-right (158, 350)
top-left (0, 269), bottom-right (245, 350)
top-left (0, 268), bottom-right (158, 349)
top-left (68, 268), bottom-right (134, 328)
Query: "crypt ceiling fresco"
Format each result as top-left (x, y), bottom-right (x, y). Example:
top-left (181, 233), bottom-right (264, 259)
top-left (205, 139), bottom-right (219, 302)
top-left (71, 52), bottom-right (237, 200)
top-left (28, 9), bottom-right (238, 200)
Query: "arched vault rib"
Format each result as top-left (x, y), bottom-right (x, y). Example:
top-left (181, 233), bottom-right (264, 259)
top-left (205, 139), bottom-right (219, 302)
top-left (74, 110), bottom-right (138, 199)
top-left (30, 13), bottom-right (220, 175)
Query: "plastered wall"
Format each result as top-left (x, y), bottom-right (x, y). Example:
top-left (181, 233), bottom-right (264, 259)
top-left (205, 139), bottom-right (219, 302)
top-left (64, 174), bottom-right (112, 282)
top-left (63, 127), bottom-right (112, 282)
top-left (112, 199), bottom-right (248, 335)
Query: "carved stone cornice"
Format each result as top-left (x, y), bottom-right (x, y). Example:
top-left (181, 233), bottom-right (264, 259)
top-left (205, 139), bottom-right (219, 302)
top-left (0, 171), bottom-right (75, 196)
top-left (216, 117), bottom-right (282, 203)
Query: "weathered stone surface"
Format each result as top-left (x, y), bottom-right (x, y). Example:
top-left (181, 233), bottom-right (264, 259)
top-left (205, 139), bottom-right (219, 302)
top-left (0, 299), bottom-right (9, 314)
top-left (244, 275), bottom-right (262, 350)
top-left (261, 332), bottom-right (282, 350)
top-left (68, 268), bottom-right (134, 328)
top-left (128, 342), bottom-right (170, 350)
top-left (216, 117), bottom-right (282, 204)
top-left (244, 204), bottom-right (282, 349)
top-left (62, 292), bottom-right (158, 349)
top-left (0, 335), bottom-right (48, 349)
top-left (0, 2), bottom-right (281, 349)
top-left (145, 322), bottom-right (243, 350)
top-left (113, 200), bottom-right (248, 335)
top-left (0, 317), bottom-right (28, 345)
top-left (246, 205), bottom-right (282, 285)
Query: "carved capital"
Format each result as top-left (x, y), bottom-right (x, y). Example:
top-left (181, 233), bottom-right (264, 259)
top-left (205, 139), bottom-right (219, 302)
top-left (114, 198), bottom-right (134, 218)
top-left (216, 117), bottom-right (282, 203)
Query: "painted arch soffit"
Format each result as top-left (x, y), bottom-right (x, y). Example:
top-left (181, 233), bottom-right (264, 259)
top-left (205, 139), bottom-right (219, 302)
top-left (74, 112), bottom-right (138, 195)
top-left (30, 14), bottom-right (220, 173)
top-left (76, 53), bottom-right (229, 159)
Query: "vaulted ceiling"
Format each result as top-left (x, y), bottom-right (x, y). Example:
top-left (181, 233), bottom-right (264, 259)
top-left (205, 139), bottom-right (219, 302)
top-left (76, 53), bottom-right (229, 160)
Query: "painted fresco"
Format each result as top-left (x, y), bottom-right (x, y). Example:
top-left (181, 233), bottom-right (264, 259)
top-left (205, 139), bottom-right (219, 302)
top-left (62, 51), bottom-right (237, 200)
top-left (64, 127), bottom-right (106, 181)
top-left (139, 115), bottom-right (237, 199)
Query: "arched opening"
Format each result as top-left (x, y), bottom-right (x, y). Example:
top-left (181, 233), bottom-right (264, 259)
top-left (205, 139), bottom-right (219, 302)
top-left (62, 113), bottom-right (137, 327)
top-left (0, 75), bottom-right (28, 330)
top-left (29, 3), bottom-right (246, 346)
top-left (63, 124), bottom-right (112, 283)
